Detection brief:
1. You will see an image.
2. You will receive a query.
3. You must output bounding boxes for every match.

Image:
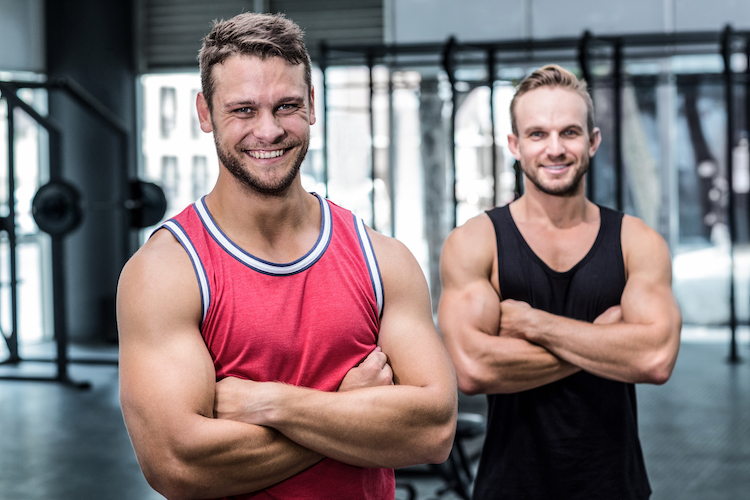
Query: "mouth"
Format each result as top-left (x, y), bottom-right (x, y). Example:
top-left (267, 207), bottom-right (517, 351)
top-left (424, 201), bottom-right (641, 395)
top-left (245, 148), bottom-right (287, 159)
top-left (542, 164), bottom-right (570, 172)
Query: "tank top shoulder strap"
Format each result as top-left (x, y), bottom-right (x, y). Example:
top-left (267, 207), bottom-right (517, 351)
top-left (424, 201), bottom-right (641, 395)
top-left (485, 203), bottom-right (514, 265)
top-left (327, 199), bottom-right (384, 319)
top-left (152, 203), bottom-right (211, 326)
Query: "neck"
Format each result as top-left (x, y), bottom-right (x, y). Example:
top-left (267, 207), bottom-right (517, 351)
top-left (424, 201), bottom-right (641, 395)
top-left (514, 183), bottom-right (595, 228)
top-left (204, 172), bottom-right (319, 250)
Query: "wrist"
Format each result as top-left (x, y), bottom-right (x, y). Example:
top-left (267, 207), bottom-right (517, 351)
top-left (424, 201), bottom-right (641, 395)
top-left (258, 382), bottom-right (296, 427)
top-left (524, 308), bottom-right (547, 344)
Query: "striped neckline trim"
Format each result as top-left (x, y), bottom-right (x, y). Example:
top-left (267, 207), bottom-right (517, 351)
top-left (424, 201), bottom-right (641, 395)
top-left (194, 192), bottom-right (332, 275)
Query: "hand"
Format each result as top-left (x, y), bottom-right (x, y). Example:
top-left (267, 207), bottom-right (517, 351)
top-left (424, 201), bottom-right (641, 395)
top-left (594, 305), bottom-right (623, 325)
top-left (498, 299), bottom-right (534, 340)
top-left (214, 377), bottom-right (276, 425)
top-left (338, 346), bottom-right (394, 392)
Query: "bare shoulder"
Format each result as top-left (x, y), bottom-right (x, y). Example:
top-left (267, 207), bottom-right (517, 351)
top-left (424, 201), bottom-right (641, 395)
top-left (117, 228), bottom-right (203, 339)
top-left (621, 214), bottom-right (672, 279)
top-left (365, 227), bottom-right (427, 294)
top-left (441, 213), bottom-right (496, 285)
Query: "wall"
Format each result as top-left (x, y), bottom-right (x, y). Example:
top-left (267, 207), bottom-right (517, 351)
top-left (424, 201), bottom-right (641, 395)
top-left (392, 0), bottom-right (750, 44)
top-left (46, 0), bottom-right (137, 341)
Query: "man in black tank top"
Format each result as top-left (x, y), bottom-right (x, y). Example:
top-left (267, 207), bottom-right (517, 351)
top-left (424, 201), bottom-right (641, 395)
top-left (438, 65), bottom-right (682, 500)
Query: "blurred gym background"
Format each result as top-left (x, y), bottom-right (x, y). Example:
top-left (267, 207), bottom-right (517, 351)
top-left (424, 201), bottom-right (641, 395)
top-left (1, 1), bottom-right (749, 499)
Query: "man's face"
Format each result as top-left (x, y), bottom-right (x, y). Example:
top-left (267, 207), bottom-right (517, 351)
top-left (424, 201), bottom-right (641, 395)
top-left (508, 86), bottom-right (600, 197)
top-left (197, 55), bottom-right (315, 196)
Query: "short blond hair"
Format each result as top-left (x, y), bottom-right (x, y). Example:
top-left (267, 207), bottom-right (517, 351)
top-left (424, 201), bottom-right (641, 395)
top-left (510, 64), bottom-right (595, 136)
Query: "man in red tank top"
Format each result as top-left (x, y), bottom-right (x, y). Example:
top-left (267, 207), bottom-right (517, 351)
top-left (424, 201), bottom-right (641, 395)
top-left (117, 12), bottom-right (457, 500)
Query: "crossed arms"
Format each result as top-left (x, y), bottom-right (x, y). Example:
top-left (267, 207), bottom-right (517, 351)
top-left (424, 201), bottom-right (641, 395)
top-left (117, 228), bottom-right (457, 500)
top-left (438, 213), bottom-right (682, 396)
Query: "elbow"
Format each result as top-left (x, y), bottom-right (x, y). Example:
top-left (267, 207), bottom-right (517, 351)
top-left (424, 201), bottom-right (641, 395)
top-left (142, 468), bottom-right (188, 500)
top-left (456, 371), bottom-right (483, 396)
top-left (139, 450), bottom-right (204, 500)
top-left (454, 360), bottom-right (486, 396)
top-left (642, 362), bottom-right (673, 385)
top-left (421, 408), bottom-right (458, 465)
top-left (413, 390), bottom-right (459, 465)
top-left (639, 350), bottom-right (677, 385)
top-left (455, 361), bottom-right (507, 395)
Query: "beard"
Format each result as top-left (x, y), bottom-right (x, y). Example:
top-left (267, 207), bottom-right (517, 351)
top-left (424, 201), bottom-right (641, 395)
top-left (215, 135), bottom-right (309, 197)
top-left (522, 154), bottom-right (590, 197)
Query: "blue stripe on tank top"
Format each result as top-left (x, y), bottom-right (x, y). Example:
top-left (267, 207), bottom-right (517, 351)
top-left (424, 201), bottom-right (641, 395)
top-left (354, 214), bottom-right (384, 319)
top-left (159, 219), bottom-right (210, 326)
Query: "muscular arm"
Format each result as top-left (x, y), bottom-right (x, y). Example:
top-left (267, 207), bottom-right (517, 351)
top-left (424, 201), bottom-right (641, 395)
top-left (500, 216), bottom-right (682, 384)
top-left (214, 230), bottom-right (458, 469)
top-left (117, 230), bottom-right (322, 500)
top-left (437, 214), bottom-right (580, 395)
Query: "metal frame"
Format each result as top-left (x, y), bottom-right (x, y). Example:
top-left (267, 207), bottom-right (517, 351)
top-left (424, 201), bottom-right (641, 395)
top-left (0, 78), bottom-right (130, 388)
top-left (317, 27), bottom-right (750, 364)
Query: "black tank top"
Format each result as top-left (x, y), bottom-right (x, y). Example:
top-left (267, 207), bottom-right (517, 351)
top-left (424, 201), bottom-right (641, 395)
top-left (473, 204), bottom-right (650, 500)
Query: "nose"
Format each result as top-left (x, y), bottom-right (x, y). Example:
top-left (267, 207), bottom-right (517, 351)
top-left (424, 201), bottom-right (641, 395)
top-left (546, 134), bottom-right (566, 158)
top-left (253, 110), bottom-right (285, 144)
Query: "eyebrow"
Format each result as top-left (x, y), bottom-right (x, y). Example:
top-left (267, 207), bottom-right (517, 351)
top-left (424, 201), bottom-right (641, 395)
top-left (223, 96), bottom-right (306, 110)
top-left (522, 123), bottom-right (584, 134)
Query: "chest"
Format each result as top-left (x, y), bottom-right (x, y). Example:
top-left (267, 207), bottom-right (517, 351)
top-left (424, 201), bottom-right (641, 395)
top-left (515, 222), bottom-right (600, 273)
top-left (201, 243), bottom-right (380, 389)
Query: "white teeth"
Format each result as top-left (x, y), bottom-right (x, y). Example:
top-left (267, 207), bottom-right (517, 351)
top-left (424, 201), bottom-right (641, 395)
top-left (250, 149), bottom-right (285, 159)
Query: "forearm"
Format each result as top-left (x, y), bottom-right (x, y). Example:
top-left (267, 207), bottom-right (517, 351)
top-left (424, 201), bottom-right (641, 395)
top-left (130, 411), bottom-right (322, 499)
top-left (249, 383), bottom-right (456, 469)
top-left (464, 335), bottom-right (581, 394)
top-left (525, 311), bottom-right (678, 384)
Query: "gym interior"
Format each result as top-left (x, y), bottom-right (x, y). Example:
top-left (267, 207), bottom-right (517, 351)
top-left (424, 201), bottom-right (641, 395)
top-left (1, 0), bottom-right (749, 498)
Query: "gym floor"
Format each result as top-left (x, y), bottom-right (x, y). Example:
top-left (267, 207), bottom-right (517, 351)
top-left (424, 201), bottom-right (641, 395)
top-left (0, 336), bottom-right (749, 500)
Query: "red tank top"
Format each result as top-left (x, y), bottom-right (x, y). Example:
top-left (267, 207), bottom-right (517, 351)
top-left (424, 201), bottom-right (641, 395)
top-left (161, 193), bottom-right (394, 499)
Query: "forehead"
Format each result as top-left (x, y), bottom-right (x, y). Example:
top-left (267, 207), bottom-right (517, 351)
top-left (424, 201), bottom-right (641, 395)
top-left (514, 86), bottom-right (588, 131)
top-left (211, 54), bottom-right (308, 103)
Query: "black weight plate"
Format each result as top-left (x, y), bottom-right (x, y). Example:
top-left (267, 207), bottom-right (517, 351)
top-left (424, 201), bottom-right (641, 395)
top-left (32, 181), bottom-right (84, 236)
top-left (129, 180), bottom-right (167, 228)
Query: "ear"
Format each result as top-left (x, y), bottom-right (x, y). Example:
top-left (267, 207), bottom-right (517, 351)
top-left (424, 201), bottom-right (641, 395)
top-left (196, 92), bottom-right (213, 133)
top-left (588, 127), bottom-right (602, 157)
top-left (507, 133), bottom-right (521, 161)
top-left (308, 85), bottom-right (316, 126)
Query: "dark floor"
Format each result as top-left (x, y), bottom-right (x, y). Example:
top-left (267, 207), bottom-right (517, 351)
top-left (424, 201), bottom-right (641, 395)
top-left (1, 339), bottom-right (749, 500)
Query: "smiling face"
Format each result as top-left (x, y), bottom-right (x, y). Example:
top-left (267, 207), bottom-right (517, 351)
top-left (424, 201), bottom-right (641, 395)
top-left (197, 54), bottom-right (315, 196)
top-left (508, 86), bottom-right (601, 198)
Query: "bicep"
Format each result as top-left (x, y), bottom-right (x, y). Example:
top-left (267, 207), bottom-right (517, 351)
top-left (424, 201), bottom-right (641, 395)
top-left (370, 232), bottom-right (455, 392)
top-left (117, 239), bottom-right (214, 458)
top-left (620, 218), bottom-right (681, 330)
top-left (437, 221), bottom-right (501, 361)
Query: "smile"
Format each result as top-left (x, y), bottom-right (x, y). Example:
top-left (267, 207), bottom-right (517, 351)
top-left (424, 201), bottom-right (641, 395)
top-left (247, 149), bottom-right (286, 159)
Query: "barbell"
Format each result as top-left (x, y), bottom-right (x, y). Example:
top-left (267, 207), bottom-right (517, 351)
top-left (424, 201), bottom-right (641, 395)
top-left (31, 179), bottom-right (167, 236)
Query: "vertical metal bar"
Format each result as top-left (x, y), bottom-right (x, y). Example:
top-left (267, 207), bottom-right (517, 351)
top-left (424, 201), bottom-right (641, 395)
top-left (388, 71), bottom-right (396, 238)
top-left (367, 51), bottom-right (377, 229)
top-left (578, 30), bottom-right (595, 202)
top-left (48, 127), bottom-right (70, 381)
top-left (613, 39), bottom-right (624, 212)
top-left (442, 37), bottom-right (458, 228)
top-left (319, 42), bottom-right (329, 198)
top-left (488, 48), bottom-right (498, 206)
top-left (5, 97), bottom-right (19, 362)
top-left (746, 36), bottom-right (750, 348)
top-left (722, 25), bottom-right (741, 363)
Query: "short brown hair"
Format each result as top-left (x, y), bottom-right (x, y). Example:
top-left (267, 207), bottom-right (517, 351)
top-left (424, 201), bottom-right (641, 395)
top-left (510, 64), bottom-right (595, 136)
top-left (198, 12), bottom-right (312, 112)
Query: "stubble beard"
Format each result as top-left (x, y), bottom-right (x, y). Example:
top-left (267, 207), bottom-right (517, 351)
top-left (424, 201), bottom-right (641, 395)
top-left (215, 136), bottom-right (309, 197)
top-left (523, 154), bottom-right (590, 197)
